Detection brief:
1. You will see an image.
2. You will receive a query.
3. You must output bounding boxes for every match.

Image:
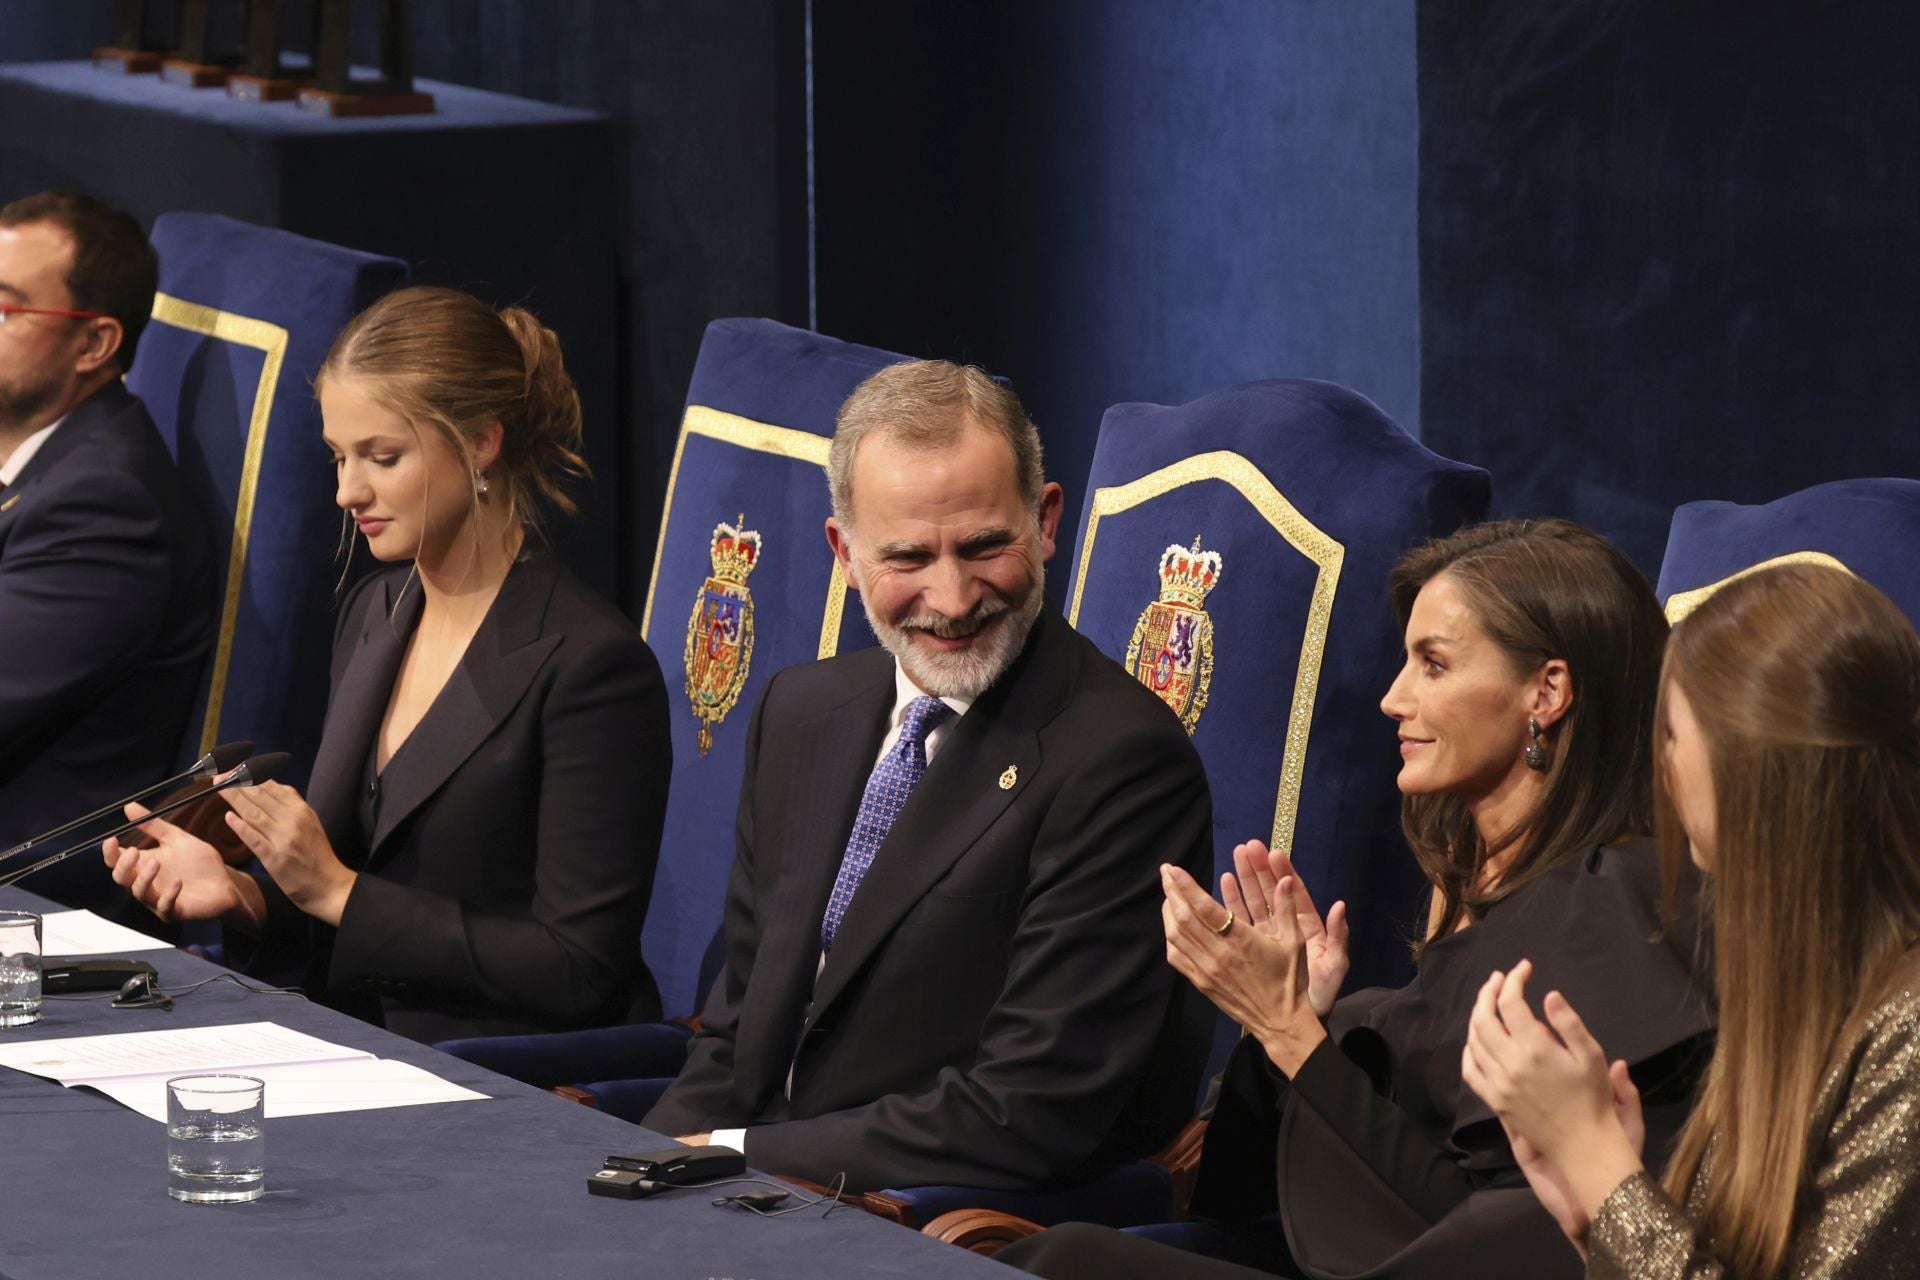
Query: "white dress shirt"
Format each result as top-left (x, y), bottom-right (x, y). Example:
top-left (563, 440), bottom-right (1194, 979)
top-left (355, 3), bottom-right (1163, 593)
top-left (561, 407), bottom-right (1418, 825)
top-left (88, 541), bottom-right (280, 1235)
top-left (0, 412), bottom-right (67, 487)
top-left (708, 661), bottom-right (971, 1157)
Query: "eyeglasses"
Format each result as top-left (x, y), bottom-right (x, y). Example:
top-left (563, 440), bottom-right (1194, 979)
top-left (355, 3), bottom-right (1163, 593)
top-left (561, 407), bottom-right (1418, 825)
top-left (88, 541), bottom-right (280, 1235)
top-left (0, 304), bottom-right (110, 325)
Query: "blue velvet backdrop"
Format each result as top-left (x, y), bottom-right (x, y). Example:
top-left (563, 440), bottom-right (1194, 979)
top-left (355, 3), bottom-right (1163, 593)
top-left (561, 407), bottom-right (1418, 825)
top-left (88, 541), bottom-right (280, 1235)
top-left (1417, 0), bottom-right (1920, 574)
top-left (812, 0), bottom-right (1425, 582)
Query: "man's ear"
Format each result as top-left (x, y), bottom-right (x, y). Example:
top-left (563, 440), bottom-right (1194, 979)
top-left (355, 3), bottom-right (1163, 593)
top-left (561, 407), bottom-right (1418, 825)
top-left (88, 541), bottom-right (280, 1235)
top-left (1034, 482), bottom-right (1065, 562)
top-left (73, 316), bottom-right (124, 378)
top-left (1531, 658), bottom-right (1573, 731)
top-left (825, 515), bottom-right (862, 592)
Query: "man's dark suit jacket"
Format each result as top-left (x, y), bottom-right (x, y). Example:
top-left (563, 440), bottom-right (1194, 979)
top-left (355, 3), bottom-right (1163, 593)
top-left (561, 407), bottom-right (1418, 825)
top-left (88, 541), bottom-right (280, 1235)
top-left (248, 555), bottom-right (672, 1044)
top-left (645, 604), bottom-right (1214, 1190)
top-left (0, 381), bottom-right (214, 908)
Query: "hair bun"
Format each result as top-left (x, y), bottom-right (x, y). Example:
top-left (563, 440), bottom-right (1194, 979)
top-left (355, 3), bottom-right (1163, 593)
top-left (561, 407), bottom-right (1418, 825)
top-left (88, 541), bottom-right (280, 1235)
top-left (496, 306), bottom-right (589, 516)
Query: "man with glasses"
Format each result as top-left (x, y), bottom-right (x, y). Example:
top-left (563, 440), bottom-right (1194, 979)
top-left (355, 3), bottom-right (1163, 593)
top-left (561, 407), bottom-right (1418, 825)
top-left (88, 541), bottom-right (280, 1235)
top-left (0, 192), bottom-right (213, 910)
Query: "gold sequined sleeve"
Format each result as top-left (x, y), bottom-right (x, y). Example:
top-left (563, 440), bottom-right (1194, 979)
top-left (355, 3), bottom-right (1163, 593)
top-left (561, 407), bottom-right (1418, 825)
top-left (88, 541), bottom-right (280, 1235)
top-left (1587, 1002), bottom-right (1920, 1280)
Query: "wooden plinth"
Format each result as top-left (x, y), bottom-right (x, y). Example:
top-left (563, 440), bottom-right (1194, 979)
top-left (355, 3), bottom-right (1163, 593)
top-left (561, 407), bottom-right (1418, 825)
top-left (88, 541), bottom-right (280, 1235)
top-left (160, 60), bottom-right (234, 88)
top-left (92, 47), bottom-right (168, 74)
top-left (227, 74), bottom-right (306, 103)
top-left (295, 86), bottom-right (435, 118)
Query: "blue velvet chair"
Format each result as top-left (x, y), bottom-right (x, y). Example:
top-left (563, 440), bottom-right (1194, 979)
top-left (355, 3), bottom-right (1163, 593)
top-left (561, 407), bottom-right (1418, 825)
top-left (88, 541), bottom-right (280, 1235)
top-left (1656, 478), bottom-right (1920, 625)
top-left (127, 212), bottom-right (406, 785)
top-left (879, 379), bottom-right (1490, 1241)
top-left (434, 318), bottom-right (905, 1094)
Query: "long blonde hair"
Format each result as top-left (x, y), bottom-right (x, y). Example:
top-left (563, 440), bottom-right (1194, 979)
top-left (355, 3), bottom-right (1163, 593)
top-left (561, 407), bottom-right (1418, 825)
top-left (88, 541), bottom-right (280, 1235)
top-left (315, 285), bottom-right (588, 550)
top-left (1658, 563), bottom-right (1920, 1277)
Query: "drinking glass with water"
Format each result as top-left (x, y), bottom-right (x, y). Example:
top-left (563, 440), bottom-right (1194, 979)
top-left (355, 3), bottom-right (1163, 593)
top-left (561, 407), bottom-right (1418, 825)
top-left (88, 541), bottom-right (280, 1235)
top-left (166, 1074), bottom-right (265, 1203)
top-left (0, 911), bottom-right (40, 1028)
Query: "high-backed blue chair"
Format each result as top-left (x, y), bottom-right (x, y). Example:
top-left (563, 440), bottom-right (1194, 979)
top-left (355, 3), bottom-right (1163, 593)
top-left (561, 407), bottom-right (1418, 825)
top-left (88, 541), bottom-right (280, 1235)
top-left (876, 379), bottom-right (1490, 1243)
top-left (1657, 478), bottom-right (1920, 626)
top-left (128, 213), bottom-right (406, 785)
top-left (434, 318), bottom-right (905, 1101)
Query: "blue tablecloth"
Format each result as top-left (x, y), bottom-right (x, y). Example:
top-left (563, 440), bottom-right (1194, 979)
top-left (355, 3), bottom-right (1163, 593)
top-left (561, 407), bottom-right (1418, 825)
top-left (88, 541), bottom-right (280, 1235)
top-left (0, 61), bottom-right (621, 596)
top-left (0, 889), bottom-right (1000, 1279)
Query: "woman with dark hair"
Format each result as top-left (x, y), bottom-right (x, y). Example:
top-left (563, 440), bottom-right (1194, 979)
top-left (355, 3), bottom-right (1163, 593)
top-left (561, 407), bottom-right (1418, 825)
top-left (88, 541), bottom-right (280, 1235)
top-left (1464, 563), bottom-right (1920, 1279)
top-left (1001, 519), bottom-right (1714, 1279)
top-left (102, 286), bottom-right (671, 1044)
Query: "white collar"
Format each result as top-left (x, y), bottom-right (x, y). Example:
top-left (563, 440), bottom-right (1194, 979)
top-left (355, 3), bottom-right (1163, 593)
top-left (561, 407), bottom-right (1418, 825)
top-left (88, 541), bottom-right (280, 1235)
top-left (889, 659), bottom-right (973, 727)
top-left (0, 411), bottom-right (69, 487)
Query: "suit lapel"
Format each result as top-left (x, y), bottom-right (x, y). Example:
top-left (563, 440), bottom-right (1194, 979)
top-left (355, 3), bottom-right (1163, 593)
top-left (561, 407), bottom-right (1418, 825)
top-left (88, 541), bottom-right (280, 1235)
top-left (0, 383), bottom-right (130, 534)
top-left (737, 656), bottom-right (895, 1087)
top-left (807, 607), bottom-right (1077, 1021)
top-left (307, 574), bottom-right (413, 860)
top-left (368, 558), bottom-right (563, 857)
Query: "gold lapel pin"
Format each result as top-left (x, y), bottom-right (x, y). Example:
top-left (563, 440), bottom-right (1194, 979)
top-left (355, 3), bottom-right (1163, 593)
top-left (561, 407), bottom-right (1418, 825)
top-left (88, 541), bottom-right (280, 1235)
top-left (0, 494), bottom-right (17, 512)
top-left (998, 765), bottom-right (1018, 791)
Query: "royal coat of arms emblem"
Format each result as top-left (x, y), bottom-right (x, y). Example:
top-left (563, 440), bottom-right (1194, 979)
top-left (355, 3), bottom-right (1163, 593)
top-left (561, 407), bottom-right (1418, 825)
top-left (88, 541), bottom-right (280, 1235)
top-left (1124, 536), bottom-right (1221, 735)
top-left (684, 515), bottom-right (761, 756)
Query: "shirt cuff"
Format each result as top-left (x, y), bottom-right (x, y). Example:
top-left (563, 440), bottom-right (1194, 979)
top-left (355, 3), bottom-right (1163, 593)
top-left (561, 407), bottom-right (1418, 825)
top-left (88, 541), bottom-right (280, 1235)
top-left (709, 1127), bottom-right (748, 1157)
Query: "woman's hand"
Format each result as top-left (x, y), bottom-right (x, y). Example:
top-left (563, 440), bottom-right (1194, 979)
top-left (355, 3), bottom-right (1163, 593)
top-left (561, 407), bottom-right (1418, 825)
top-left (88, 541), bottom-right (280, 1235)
top-left (103, 801), bottom-right (265, 929)
top-left (1161, 861), bottom-right (1326, 1075)
top-left (222, 781), bottom-right (357, 926)
top-left (1229, 840), bottom-right (1349, 1017)
top-left (1460, 961), bottom-right (1646, 1250)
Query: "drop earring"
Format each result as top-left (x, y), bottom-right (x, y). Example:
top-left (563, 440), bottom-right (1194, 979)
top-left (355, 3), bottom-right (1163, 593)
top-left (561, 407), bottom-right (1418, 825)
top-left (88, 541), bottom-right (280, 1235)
top-left (1525, 717), bottom-right (1549, 771)
top-left (474, 469), bottom-right (490, 497)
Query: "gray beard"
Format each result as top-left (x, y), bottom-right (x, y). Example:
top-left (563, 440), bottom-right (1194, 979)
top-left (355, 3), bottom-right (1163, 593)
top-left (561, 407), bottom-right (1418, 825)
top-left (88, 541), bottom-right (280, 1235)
top-left (862, 570), bottom-right (1046, 701)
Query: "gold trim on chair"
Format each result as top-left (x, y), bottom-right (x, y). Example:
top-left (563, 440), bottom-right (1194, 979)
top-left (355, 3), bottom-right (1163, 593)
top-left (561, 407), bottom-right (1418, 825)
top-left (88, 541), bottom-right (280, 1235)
top-left (1664, 550), bottom-right (1853, 623)
top-left (1067, 451), bottom-right (1345, 853)
top-left (641, 405), bottom-right (850, 661)
top-left (147, 292), bottom-right (290, 757)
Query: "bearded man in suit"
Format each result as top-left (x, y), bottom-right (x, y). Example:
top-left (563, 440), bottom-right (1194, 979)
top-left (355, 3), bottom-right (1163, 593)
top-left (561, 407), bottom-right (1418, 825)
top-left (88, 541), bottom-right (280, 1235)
top-left (0, 193), bottom-right (214, 908)
top-left (645, 359), bottom-right (1212, 1191)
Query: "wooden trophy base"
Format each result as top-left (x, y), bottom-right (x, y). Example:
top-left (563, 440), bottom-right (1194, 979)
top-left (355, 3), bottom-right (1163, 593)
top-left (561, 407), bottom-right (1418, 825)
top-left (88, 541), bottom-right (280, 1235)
top-left (228, 74), bottom-right (306, 102)
top-left (160, 59), bottom-right (235, 88)
top-left (92, 47), bottom-right (168, 74)
top-left (296, 86), bottom-right (435, 118)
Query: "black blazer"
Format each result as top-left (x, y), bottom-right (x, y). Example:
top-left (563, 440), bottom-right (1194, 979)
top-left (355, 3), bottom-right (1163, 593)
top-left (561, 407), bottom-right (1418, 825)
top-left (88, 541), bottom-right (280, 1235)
top-left (646, 605), bottom-right (1215, 1190)
top-left (254, 555), bottom-right (671, 1044)
top-left (1189, 841), bottom-right (1715, 1280)
top-left (0, 382), bottom-right (214, 908)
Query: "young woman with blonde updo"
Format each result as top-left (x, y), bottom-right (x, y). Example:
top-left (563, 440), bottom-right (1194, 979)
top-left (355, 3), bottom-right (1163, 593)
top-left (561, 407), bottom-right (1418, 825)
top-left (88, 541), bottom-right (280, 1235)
top-left (104, 286), bottom-right (671, 1043)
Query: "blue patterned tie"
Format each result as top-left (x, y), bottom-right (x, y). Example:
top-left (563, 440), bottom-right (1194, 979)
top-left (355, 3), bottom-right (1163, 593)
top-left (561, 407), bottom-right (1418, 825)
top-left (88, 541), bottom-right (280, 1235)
top-left (821, 694), bottom-right (955, 951)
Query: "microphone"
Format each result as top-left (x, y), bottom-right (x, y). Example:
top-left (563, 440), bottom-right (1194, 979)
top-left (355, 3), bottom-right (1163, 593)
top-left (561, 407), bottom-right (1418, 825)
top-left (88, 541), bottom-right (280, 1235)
top-left (0, 753), bottom-right (292, 891)
top-left (0, 740), bottom-right (255, 865)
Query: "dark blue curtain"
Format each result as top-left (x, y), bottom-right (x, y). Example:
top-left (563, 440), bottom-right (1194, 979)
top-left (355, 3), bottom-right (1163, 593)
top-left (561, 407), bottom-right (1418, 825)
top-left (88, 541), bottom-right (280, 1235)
top-left (1417, 0), bottom-right (1920, 573)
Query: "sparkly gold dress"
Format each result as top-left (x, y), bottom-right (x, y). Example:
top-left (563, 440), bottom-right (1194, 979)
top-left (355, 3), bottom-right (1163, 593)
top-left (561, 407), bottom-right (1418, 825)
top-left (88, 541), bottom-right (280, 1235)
top-left (1588, 952), bottom-right (1920, 1279)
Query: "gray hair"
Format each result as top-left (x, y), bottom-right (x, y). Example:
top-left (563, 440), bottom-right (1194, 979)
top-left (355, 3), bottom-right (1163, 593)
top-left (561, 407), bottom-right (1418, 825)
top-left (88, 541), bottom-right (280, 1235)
top-left (827, 360), bottom-right (1046, 527)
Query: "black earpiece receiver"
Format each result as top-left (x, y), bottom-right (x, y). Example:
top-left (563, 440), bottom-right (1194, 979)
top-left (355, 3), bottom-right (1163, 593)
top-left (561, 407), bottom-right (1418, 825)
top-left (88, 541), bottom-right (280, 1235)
top-left (111, 972), bottom-right (172, 1011)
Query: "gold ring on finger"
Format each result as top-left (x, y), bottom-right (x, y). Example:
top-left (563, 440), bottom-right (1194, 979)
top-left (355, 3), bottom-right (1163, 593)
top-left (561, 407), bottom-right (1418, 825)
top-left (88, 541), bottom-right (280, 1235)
top-left (1211, 911), bottom-right (1235, 937)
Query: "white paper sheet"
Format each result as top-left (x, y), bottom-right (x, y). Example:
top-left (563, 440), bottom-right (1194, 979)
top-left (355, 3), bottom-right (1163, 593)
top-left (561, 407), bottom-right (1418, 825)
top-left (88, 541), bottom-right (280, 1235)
top-left (39, 909), bottom-right (172, 955)
top-left (0, 1021), bottom-right (365, 1085)
top-left (89, 1057), bottom-right (489, 1122)
top-left (0, 1020), bottom-right (486, 1120)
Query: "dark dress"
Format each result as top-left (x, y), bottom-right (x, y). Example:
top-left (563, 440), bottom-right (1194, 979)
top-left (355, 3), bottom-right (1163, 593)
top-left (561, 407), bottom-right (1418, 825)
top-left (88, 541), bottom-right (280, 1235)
top-left (999, 840), bottom-right (1715, 1280)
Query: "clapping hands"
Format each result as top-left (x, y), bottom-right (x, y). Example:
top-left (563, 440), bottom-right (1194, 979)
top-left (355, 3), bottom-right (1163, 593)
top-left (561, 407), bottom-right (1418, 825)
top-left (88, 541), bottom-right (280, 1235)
top-left (1460, 960), bottom-right (1647, 1253)
top-left (1160, 841), bottom-right (1350, 1075)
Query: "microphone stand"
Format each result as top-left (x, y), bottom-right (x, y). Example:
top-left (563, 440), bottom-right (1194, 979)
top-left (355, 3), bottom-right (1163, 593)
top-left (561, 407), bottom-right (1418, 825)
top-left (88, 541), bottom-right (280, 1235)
top-left (0, 754), bottom-right (289, 891)
top-left (0, 741), bottom-right (254, 865)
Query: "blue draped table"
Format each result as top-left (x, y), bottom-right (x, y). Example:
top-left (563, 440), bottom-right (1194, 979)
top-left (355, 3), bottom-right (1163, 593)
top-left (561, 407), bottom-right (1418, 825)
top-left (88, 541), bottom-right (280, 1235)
top-left (0, 61), bottom-right (621, 596)
top-left (0, 888), bottom-right (998, 1279)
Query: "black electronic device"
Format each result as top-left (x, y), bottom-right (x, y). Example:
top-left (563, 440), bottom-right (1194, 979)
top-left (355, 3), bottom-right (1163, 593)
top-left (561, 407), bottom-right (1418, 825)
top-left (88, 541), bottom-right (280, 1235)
top-left (602, 1146), bottom-right (746, 1183)
top-left (41, 958), bottom-right (159, 994)
top-left (587, 1168), bottom-right (661, 1199)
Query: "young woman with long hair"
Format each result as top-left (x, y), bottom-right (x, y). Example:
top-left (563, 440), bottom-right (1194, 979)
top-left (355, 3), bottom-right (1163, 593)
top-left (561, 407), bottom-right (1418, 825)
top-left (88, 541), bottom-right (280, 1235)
top-left (1464, 562), bottom-right (1920, 1278)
